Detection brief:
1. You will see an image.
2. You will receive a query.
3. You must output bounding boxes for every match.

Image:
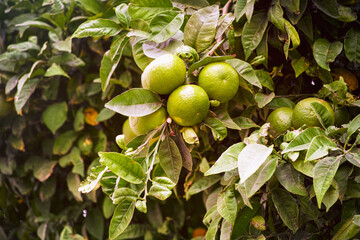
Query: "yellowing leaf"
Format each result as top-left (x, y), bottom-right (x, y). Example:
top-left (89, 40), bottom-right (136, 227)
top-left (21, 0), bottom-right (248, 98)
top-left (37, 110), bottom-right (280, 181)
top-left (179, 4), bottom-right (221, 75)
top-left (84, 107), bottom-right (99, 126)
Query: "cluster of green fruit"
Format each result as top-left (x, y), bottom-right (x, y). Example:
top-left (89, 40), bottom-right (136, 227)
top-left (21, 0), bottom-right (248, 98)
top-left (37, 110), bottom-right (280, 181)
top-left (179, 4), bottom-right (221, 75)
top-left (122, 49), bottom-right (241, 144)
top-left (267, 97), bottom-right (335, 138)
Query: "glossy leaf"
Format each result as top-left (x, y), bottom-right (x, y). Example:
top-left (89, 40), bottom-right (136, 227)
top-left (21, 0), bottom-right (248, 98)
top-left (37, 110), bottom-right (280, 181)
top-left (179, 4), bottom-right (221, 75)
top-left (347, 114), bottom-right (360, 139)
top-left (331, 217), bottom-right (360, 240)
top-left (272, 188), bottom-right (299, 233)
top-left (217, 187), bottom-right (237, 224)
top-left (313, 38), bottom-right (343, 71)
top-left (231, 201), bottom-right (261, 238)
top-left (268, 0), bottom-right (285, 32)
top-left (78, 166), bottom-right (107, 193)
top-left (116, 224), bottom-right (148, 239)
top-left (42, 102), bottom-right (68, 134)
top-left (312, 0), bottom-right (339, 18)
top-left (291, 57), bottom-right (308, 77)
top-left (305, 135), bottom-right (338, 161)
top-left (115, 4), bottom-right (130, 29)
top-left (203, 117), bottom-right (227, 141)
top-left (238, 144), bottom-right (273, 183)
top-left (72, 19), bottom-right (121, 38)
top-left (66, 172), bottom-right (82, 202)
top-left (226, 58), bottom-right (262, 88)
top-left (53, 130), bottom-right (78, 155)
top-left (150, 11), bottom-right (184, 43)
top-left (282, 128), bottom-right (326, 153)
top-left (183, 5), bottom-right (219, 52)
top-left (275, 163), bottom-right (307, 196)
top-left (186, 175), bottom-right (221, 200)
top-left (44, 63), bottom-right (69, 78)
top-left (131, 37), bottom-right (153, 71)
top-left (313, 156), bottom-right (340, 208)
top-left (159, 137), bottom-right (182, 184)
top-left (242, 155), bottom-right (278, 198)
top-left (344, 28), bottom-right (360, 63)
top-left (15, 77), bottom-right (40, 114)
top-left (143, 37), bottom-right (183, 59)
top-left (109, 199), bottom-right (136, 239)
top-left (242, 12), bottom-right (268, 60)
top-left (205, 142), bottom-right (245, 176)
top-left (205, 213), bottom-right (222, 240)
top-left (99, 152), bottom-right (144, 184)
top-left (112, 188), bottom-right (138, 204)
top-left (105, 88), bottom-right (162, 117)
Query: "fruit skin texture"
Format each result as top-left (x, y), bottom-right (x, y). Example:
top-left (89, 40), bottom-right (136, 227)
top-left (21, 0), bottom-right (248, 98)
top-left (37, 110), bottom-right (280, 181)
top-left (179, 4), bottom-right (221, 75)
top-left (292, 98), bottom-right (335, 129)
top-left (198, 62), bottom-right (240, 103)
top-left (167, 85), bottom-right (210, 127)
top-left (141, 54), bottom-right (186, 95)
top-left (0, 94), bottom-right (13, 117)
top-left (267, 107), bottom-right (293, 138)
top-left (122, 118), bottom-right (138, 145)
top-left (332, 68), bottom-right (359, 92)
top-left (175, 45), bottom-right (199, 65)
top-left (129, 107), bottom-right (167, 135)
top-left (192, 227), bottom-right (207, 238)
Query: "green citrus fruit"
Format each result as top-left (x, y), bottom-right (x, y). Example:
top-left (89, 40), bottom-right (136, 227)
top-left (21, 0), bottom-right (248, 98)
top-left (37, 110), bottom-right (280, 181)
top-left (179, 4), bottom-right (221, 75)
top-left (141, 54), bottom-right (186, 95)
top-left (129, 107), bottom-right (167, 135)
top-left (292, 98), bottom-right (335, 129)
top-left (198, 62), bottom-right (240, 103)
top-left (122, 118), bottom-right (138, 144)
top-left (267, 107), bottom-right (293, 138)
top-left (167, 85), bottom-right (210, 126)
top-left (0, 94), bottom-right (13, 117)
top-left (332, 68), bottom-right (359, 92)
top-left (175, 45), bottom-right (199, 64)
top-left (334, 106), bottom-right (350, 126)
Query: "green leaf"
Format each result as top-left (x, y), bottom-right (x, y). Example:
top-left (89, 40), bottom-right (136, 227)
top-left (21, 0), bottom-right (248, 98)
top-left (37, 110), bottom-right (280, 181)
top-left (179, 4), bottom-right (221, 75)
top-left (292, 157), bottom-right (315, 178)
top-left (42, 102), bottom-right (68, 134)
top-left (77, 0), bottom-right (104, 14)
top-left (34, 160), bottom-right (57, 182)
top-left (203, 116), bottom-right (227, 141)
top-left (331, 217), bottom-right (360, 240)
top-left (66, 172), bottom-right (83, 202)
top-left (313, 156), bottom-right (340, 208)
top-left (78, 166), bottom-right (107, 193)
top-left (313, 38), bottom-right (343, 71)
top-left (148, 177), bottom-right (175, 200)
top-left (242, 155), bottom-right (278, 198)
top-left (322, 185), bottom-right (339, 212)
top-left (282, 128), bottom-right (326, 153)
top-left (345, 152), bottom-right (360, 168)
top-left (7, 41), bottom-right (40, 52)
top-left (115, 4), bottom-right (130, 29)
top-left (96, 108), bottom-right (115, 122)
top-left (291, 57), bottom-right (308, 77)
top-left (205, 142), bottom-right (245, 176)
top-left (275, 163), bottom-right (307, 196)
top-left (271, 188), bottom-right (299, 233)
top-left (143, 38), bottom-right (184, 59)
top-left (284, 20), bottom-right (300, 50)
top-left (188, 55), bottom-right (233, 79)
top-left (109, 199), bottom-right (136, 239)
top-left (242, 12), bottom-right (268, 60)
top-left (338, 5), bottom-right (357, 22)
top-left (105, 88), bottom-right (162, 117)
top-left (231, 201), bottom-right (261, 238)
top-left (85, 208), bottom-right (104, 240)
top-left (234, 0), bottom-right (255, 22)
top-left (16, 20), bottom-right (58, 34)
top-left (60, 226), bottom-right (84, 240)
top-left (183, 5), bottom-right (219, 53)
top-left (217, 187), bottom-right (237, 224)
top-left (99, 152), bottom-right (144, 184)
top-left (255, 70), bottom-right (274, 91)
top-left (232, 117), bottom-right (259, 129)
top-left (205, 213), bottom-right (222, 240)
top-left (226, 58), bottom-right (262, 88)
top-left (280, 0), bottom-right (300, 14)
top-left (44, 63), bottom-right (70, 78)
top-left (49, 52), bottom-right (85, 67)
top-left (116, 224), bottom-right (148, 239)
top-left (186, 175), bottom-right (221, 200)
top-left (131, 37), bottom-right (153, 71)
top-left (128, 3), bottom-right (172, 22)
top-left (113, 188), bottom-right (138, 204)
top-left (52, 37), bottom-right (72, 53)
top-left (255, 92), bottom-right (275, 108)
top-left (238, 144), bottom-right (273, 183)
top-left (344, 28), bottom-right (360, 64)
top-left (53, 130), bottom-right (78, 155)
top-left (347, 114), bottom-right (360, 139)
top-left (312, 0), bottom-right (339, 18)
top-left (72, 19), bottom-right (121, 38)
top-left (150, 11), bottom-right (184, 43)
top-left (268, 0), bottom-right (285, 32)
top-left (310, 102), bottom-right (335, 128)
top-left (159, 136), bottom-right (182, 184)
top-left (305, 135), bottom-right (338, 161)
top-left (15, 78), bottom-right (40, 114)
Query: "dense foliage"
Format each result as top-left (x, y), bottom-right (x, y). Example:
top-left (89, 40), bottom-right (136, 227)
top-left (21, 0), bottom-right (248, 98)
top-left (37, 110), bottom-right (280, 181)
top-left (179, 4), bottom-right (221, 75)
top-left (1, 0), bottom-right (360, 239)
